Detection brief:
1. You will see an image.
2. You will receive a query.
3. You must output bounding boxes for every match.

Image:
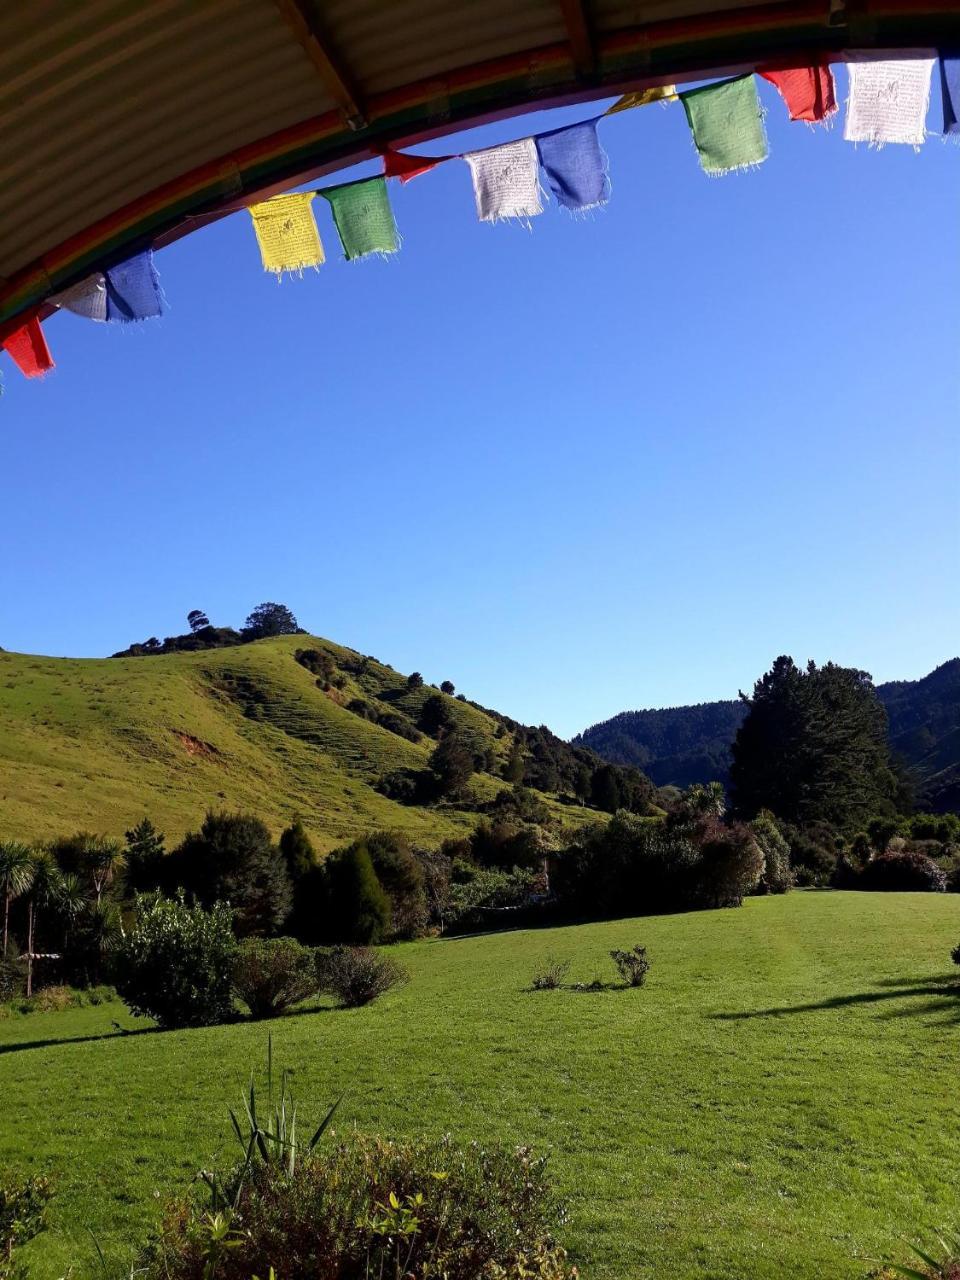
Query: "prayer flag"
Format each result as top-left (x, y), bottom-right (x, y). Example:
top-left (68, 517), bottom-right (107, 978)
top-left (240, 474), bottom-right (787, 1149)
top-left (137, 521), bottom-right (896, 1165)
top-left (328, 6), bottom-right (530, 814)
top-left (104, 249), bottom-right (163, 321)
top-left (322, 177), bottom-right (398, 259)
top-left (844, 58), bottom-right (934, 147)
top-left (759, 64), bottom-right (837, 123)
top-left (249, 192), bottom-right (324, 274)
top-left (383, 149), bottom-right (447, 182)
top-left (464, 137), bottom-right (542, 222)
top-left (605, 85), bottom-right (677, 113)
top-left (939, 56), bottom-right (960, 134)
top-left (2, 316), bottom-right (54, 378)
top-left (52, 273), bottom-right (108, 321)
top-left (680, 75), bottom-right (768, 174)
top-left (535, 120), bottom-right (609, 212)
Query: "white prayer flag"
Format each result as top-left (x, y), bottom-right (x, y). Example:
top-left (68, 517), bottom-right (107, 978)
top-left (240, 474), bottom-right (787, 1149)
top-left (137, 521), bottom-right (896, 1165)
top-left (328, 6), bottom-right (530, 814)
top-left (464, 137), bottom-right (543, 222)
top-left (844, 58), bottom-right (934, 147)
top-left (51, 273), bottom-right (108, 322)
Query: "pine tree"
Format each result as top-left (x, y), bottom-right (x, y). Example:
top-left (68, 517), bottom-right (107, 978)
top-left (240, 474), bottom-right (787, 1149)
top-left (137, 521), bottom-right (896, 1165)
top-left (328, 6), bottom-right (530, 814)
top-left (730, 657), bottom-right (898, 830)
top-left (279, 819), bottom-right (315, 881)
top-left (330, 846), bottom-right (391, 945)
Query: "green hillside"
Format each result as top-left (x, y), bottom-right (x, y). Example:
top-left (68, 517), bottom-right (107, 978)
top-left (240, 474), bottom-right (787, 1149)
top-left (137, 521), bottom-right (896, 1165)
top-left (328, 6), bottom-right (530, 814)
top-left (0, 635), bottom-right (596, 851)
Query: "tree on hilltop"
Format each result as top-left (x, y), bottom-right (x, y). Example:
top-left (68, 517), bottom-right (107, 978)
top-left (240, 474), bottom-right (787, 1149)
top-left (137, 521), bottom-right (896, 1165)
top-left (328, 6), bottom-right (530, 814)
top-left (187, 609), bottom-right (210, 633)
top-left (242, 602), bottom-right (300, 640)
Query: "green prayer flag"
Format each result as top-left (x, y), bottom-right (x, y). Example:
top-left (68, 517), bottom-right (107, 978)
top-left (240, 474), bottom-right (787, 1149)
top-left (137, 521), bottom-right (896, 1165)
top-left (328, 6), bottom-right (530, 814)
top-left (322, 177), bottom-right (398, 260)
top-left (680, 75), bottom-right (768, 175)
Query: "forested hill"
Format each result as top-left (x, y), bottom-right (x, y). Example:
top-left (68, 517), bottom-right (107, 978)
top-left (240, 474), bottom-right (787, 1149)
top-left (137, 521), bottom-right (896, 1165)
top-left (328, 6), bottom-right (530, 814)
top-left (0, 634), bottom-right (654, 850)
top-left (576, 658), bottom-right (960, 811)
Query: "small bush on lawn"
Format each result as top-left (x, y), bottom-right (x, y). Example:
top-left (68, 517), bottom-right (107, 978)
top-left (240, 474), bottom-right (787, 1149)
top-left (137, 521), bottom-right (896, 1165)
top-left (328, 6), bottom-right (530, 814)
top-left (610, 945), bottom-right (651, 987)
top-left (138, 1134), bottom-right (574, 1280)
top-left (232, 937), bottom-right (317, 1019)
top-left (859, 851), bottom-right (948, 893)
top-left (531, 958), bottom-right (570, 990)
top-left (0, 1172), bottom-right (52, 1280)
top-left (316, 946), bottom-right (406, 1008)
top-left (115, 896), bottom-right (237, 1029)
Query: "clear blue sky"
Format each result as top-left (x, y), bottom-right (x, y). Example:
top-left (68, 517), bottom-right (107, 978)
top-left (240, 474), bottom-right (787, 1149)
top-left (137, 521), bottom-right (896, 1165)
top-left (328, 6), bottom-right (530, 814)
top-left (2, 76), bottom-right (958, 739)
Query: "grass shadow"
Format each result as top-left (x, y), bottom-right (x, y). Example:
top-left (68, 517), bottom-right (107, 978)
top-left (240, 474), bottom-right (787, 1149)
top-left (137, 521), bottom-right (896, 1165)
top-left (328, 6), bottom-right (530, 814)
top-left (711, 977), bottom-right (960, 1022)
top-left (0, 1024), bottom-right (163, 1055)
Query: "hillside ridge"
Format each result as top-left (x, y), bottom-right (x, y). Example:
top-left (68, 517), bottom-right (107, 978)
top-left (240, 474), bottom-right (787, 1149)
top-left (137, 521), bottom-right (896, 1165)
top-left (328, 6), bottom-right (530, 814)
top-left (0, 634), bottom-right (643, 849)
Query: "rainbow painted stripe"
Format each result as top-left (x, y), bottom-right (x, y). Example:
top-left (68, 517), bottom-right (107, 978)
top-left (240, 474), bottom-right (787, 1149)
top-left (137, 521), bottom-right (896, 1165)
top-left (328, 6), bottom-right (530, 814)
top-left (2, 1), bottom-right (956, 336)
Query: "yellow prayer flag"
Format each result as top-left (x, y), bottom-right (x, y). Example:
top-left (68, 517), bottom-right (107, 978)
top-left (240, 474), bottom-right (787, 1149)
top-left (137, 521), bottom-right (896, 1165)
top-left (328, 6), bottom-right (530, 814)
top-left (249, 192), bottom-right (324, 275)
top-left (605, 85), bottom-right (678, 114)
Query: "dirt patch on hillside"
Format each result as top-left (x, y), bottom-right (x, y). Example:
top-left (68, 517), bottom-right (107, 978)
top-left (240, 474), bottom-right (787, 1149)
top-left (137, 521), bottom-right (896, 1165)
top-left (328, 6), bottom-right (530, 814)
top-left (173, 731), bottom-right (219, 758)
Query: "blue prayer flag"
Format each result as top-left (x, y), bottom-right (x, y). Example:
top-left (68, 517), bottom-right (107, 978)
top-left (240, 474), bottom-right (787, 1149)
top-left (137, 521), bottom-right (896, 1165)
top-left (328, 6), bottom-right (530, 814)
top-left (104, 250), bottom-right (163, 322)
top-left (940, 56), bottom-right (960, 134)
top-left (535, 120), bottom-right (609, 212)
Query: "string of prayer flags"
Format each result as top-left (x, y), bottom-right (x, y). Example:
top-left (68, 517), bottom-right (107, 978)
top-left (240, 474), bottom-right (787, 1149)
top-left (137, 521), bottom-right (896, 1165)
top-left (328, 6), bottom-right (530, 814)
top-left (939, 56), bottom-right (960, 134)
top-left (383, 148), bottom-right (448, 182)
top-left (104, 249), bottom-right (164, 321)
top-left (605, 85), bottom-right (677, 113)
top-left (52, 272), bottom-right (108, 321)
top-left (680, 75), bottom-right (768, 175)
top-left (322, 177), bottom-right (398, 260)
top-left (249, 192), bottom-right (324, 275)
top-left (536, 120), bottom-right (609, 212)
top-left (2, 316), bottom-right (54, 377)
top-left (844, 58), bottom-right (934, 147)
top-left (759, 63), bottom-right (837, 123)
top-left (464, 137), bottom-right (542, 222)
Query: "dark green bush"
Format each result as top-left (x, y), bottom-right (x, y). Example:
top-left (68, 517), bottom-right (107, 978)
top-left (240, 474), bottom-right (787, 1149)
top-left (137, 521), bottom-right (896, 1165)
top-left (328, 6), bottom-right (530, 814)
top-left (232, 937), bottom-right (317, 1018)
top-left (115, 897), bottom-right (237, 1028)
top-left (693, 818), bottom-right (764, 908)
top-left (316, 946), bottom-right (406, 1007)
top-left (138, 1134), bottom-right (573, 1280)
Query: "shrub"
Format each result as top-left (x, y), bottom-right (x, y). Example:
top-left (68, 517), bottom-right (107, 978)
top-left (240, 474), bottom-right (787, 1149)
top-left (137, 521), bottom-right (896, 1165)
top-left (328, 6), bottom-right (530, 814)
top-left (27, 985), bottom-right (73, 1014)
top-left (0, 959), bottom-right (25, 1004)
top-left (951, 943), bottom-right (960, 967)
top-left (0, 1172), bottom-right (52, 1280)
top-left (115, 897), bottom-right (237, 1029)
top-left (859, 851), bottom-right (948, 893)
top-left (750, 811), bottom-right (793, 894)
top-left (610, 945), bottom-right (651, 987)
top-left (694, 819), bottom-right (764, 908)
top-left (232, 937), bottom-right (317, 1018)
top-left (138, 1133), bottom-right (573, 1280)
top-left (316, 946), bottom-right (406, 1008)
top-left (531, 958), bottom-right (570, 990)
top-left (166, 812), bottom-right (292, 937)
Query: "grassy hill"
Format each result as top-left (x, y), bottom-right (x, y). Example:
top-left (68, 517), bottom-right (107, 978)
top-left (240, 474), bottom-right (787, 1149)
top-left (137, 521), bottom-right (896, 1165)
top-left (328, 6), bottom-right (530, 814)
top-left (0, 635), bottom-right (595, 851)
top-left (3, 892), bottom-right (960, 1279)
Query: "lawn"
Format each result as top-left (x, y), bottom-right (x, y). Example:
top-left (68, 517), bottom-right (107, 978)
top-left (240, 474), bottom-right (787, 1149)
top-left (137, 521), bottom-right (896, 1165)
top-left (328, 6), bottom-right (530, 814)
top-left (2, 891), bottom-right (959, 1279)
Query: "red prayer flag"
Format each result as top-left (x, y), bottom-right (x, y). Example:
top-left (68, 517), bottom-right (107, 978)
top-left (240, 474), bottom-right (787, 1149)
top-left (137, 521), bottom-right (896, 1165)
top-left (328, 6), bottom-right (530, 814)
top-left (2, 315), bottom-right (54, 378)
top-left (382, 148), bottom-right (448, 183)
top-left (759, 64), bottom-right (837, 123)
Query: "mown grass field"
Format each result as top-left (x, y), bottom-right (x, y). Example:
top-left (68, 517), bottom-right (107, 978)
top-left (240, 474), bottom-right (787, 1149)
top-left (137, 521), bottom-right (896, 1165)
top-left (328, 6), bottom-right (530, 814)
top-left (3, 891), bottom-right (959, 1279)
top-left (0, 636), bottom-right (591, 852)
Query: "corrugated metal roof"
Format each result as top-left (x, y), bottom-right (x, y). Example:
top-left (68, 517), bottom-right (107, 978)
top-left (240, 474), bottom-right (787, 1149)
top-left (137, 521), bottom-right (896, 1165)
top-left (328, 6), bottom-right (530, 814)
top-left (1, 1), bottom-right (958, 333)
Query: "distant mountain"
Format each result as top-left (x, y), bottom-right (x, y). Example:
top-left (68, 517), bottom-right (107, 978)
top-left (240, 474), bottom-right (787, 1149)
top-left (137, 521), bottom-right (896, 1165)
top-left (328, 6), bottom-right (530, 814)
top-left (575, 659), bottom-right (960, 813)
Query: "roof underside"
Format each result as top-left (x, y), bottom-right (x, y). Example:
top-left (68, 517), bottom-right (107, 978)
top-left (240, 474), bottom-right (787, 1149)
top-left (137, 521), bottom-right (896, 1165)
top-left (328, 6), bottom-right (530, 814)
top-left (2, 0), bottom-right (958, 332)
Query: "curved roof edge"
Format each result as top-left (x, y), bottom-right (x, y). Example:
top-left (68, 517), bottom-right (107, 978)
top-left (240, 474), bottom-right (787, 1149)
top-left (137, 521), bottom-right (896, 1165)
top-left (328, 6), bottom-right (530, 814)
top-left (3, 1), bottom-right (958, 339)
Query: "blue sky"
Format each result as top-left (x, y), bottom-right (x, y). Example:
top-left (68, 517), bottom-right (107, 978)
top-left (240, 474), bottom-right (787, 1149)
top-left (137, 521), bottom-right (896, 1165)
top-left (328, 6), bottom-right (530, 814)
top-left (2, 74), bottom-right (958, 738)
